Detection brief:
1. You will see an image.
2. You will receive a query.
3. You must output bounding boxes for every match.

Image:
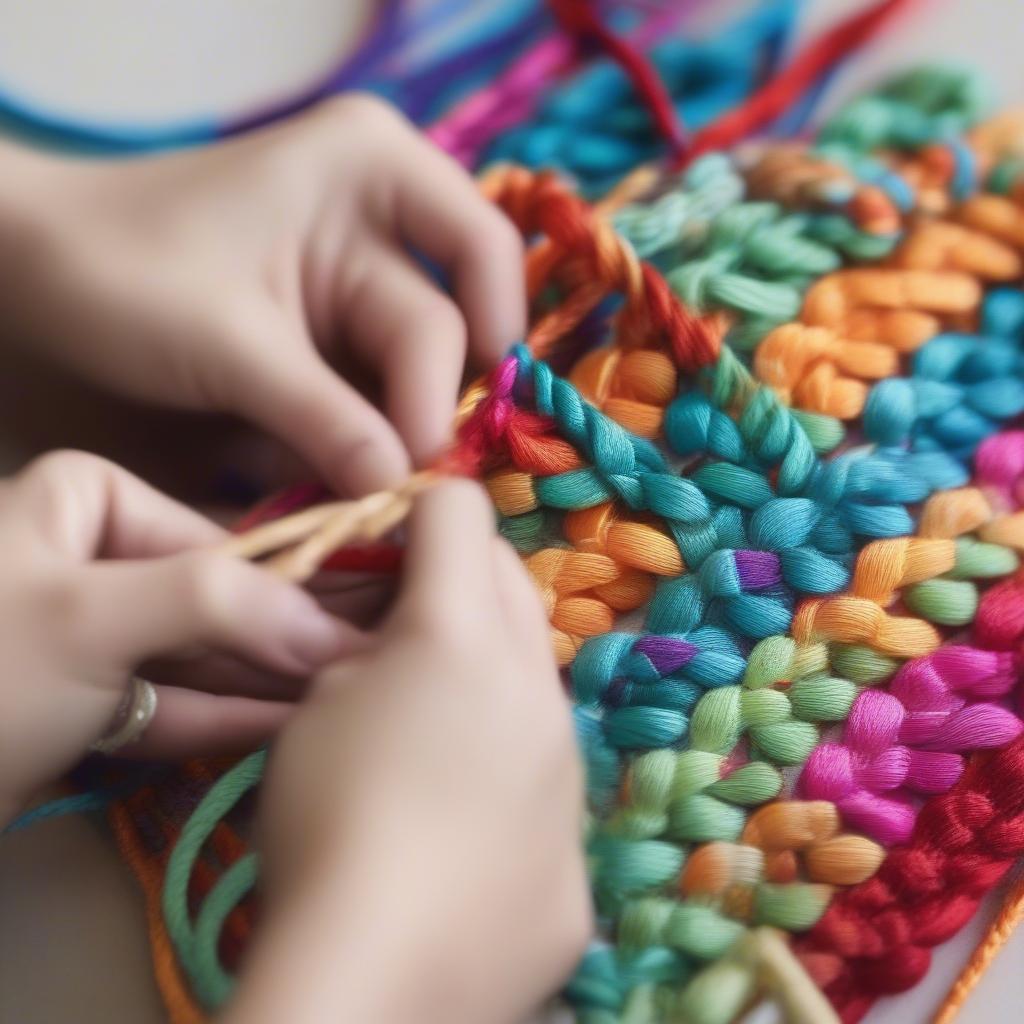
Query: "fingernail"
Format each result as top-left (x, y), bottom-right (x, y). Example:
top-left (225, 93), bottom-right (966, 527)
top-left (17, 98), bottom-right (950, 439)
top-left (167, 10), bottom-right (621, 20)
top-left (283, 595), bottom-right (355, 670)
top-left (343, 438), bottom-right (408, 496)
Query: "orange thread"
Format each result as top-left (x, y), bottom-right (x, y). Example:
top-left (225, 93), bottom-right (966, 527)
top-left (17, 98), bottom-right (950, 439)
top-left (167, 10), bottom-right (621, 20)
top-left (933, 868), bottom-right (1024, 1024)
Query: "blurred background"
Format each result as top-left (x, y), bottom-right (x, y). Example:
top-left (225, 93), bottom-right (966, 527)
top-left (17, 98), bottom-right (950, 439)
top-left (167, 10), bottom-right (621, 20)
top-left (0, 2), bottom-right (1022, 1023)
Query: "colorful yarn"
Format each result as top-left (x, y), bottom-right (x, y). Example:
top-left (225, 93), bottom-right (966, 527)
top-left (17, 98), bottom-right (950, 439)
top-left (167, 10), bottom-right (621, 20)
top-left (31, 8), bottom-right (1021, 1024)
top-left (794, 574), bottom-right (1024, 1022)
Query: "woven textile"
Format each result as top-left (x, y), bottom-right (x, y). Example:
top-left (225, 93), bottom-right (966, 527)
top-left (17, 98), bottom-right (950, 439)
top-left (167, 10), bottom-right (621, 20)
top-left (99, 42), bottom-right (1024, 1024)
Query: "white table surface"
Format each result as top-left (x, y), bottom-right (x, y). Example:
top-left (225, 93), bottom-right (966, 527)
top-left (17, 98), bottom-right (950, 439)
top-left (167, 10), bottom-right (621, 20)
top-left (1, 2), bottom-right (1023, 1022)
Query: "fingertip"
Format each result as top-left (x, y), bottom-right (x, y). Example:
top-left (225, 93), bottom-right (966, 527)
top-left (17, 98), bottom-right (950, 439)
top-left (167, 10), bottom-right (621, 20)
top-left (234, 347), bottom-right (411, 499)
top-left (458, 205), bottom-right (526, 366)
top-left (328, 431), bottom-right (411, 497)
top-left (274, 585), bottom-right (367, 672)
top-left (413, 477), bottom-right (495, 530)
top-left (401, 478), bottom-right (497, 600)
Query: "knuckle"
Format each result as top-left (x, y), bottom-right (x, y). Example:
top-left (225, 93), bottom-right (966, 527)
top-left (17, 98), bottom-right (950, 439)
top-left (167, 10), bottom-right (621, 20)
top-left (430, 293), bottom-right (468, 341)
top-left (22, 449), bottom-right (105, 489)
top-left (480, 208), bottom-right (524, 265)
top-left (312, 91), bottom-right (406, 134)
top-left (410, 295), bottom-right (468, 359)
top-left (35, 572), bottom-right (90, 639)
top-left (209, 293), bottom-right (268, 349)
top-left (17, 450), bottom-right (113, 544)
top-left (411, 604), bottom-right (467, 651)
top-left (176, 551), bottom-right (238, 630)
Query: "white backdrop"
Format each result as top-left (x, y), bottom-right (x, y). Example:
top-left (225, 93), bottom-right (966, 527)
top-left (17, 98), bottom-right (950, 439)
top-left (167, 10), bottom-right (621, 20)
top-left (0, 2), bottom-right (1022, 1023)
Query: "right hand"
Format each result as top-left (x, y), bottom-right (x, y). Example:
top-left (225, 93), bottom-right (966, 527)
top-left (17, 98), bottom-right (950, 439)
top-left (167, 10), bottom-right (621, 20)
top-left (233, 480), bottom-right (591, 1024)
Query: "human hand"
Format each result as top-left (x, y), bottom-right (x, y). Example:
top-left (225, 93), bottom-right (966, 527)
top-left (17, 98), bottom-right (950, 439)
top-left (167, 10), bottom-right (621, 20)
top-left (0, 95), bottom-right (524, 496)
top-left (0, 450), bottom-right (365, 826)
top-left (228, 480), bottom-right (591, 1024)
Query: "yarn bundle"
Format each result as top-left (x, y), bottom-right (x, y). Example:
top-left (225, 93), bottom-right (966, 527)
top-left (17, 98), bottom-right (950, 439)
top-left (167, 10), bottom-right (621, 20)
top-left (84, 6), bottom-right (1024, 1024)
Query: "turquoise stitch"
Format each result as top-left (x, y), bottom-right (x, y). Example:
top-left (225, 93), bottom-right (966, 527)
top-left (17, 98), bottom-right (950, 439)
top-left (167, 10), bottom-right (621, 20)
top-left (573, 629), bottom-right (745, 751)
top-left (645, 554), bottom-right (792, 639)
top-left (497, 507), bottom-right (562, 552)
top-left (617, 185), bottom-right (845, 352)
top-left (575, 706), bottom-right (622, 811)
top-left (947, 137), bottom-right (979, 199)
top-left (566, 944), bottom-right (689, 1024)
top-left (666, 384), bottom-right (917, 544)
top-left (864, 288), bottom-right (1024, 461)
top-left (612, 153), bottom-right (745, 261)
top-left (665, 202), bottom-right (841, 352)
top-left (817, 65), bottom-right (991, 151)
top-left (514, 346), bottom-right (851, 593)
top-left (483, 3), bottom-right (796, 193)
top-left (988, 156), bottom-right (1024, 196)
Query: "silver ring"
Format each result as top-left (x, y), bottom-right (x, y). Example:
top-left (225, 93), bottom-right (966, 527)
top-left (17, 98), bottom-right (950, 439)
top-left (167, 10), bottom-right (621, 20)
top-left (90, 676), bottom-right (158, 755)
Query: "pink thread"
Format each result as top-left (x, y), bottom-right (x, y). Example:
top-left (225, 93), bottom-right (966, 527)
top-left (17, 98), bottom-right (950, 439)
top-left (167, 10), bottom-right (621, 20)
top-left (799, 648), bottom-right (1022, 845)
top-left (976, 431), bottom-right (1024, 513)
top-left (427, 6), bottom-right (692, 166)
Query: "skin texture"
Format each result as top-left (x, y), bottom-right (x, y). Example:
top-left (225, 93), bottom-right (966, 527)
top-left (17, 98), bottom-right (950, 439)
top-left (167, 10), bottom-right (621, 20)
top-left (0, 449), bottom-right (361, 825)
top-left (227, 481), bottom-right (591, 1024)
top-left (0, 92), bottom-right (525, 496)
top-left (0, 99), bottom-right (587, 1020)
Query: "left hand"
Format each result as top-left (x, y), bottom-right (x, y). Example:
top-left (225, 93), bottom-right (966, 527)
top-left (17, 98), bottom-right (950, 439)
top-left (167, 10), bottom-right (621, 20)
top-left (0, 450), bottom-right (378, 826)
top-left (0, 94), bottom-right (525, 497)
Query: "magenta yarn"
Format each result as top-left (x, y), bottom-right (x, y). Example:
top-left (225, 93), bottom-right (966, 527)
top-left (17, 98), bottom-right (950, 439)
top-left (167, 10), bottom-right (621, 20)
top-left (799, 647), bottom-right (1023, 845)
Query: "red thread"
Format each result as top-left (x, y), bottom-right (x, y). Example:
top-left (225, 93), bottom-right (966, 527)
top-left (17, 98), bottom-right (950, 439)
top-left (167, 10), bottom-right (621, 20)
top-left (795, 571), bottom-right (1024, 1022)
top-left (548, 0), bottom-right (688, 160)
top-left (680, 0), bottom-right (921, 165)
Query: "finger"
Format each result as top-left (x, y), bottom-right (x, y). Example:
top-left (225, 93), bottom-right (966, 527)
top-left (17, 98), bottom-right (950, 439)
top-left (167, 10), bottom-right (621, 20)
top-left (388, 137), bottom-right (526, 365)
top-left (226, 325), bottom-right (411, 497)
top-left (307, 94), bottom-right (524, 365)
top-left (342, 247), bottom-right (468, 464)
top-left (76, 551), bottom-right (367, 676)
top-left (9, 449), bottom-right (225, 559)
top-left (398, 478), bottom-right (497, 615)
top-left (315, 576), bottom-right (394, 629)
top-left (141, 578), bottom-right (393, 700)
top-left (492, 538), bottom-right (551, 656)
top-left (115, 686), bottom-right (290, 760)
top-left (143, 652), bottom-right (310, 702)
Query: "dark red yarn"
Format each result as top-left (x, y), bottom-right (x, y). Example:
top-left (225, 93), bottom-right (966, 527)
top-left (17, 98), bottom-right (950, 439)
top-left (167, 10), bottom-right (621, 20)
top-left (548, 0), bottom-right (688, 160)
top-left (795, 571), bottom-right (1024, 1022)
top-left (682, 0), bottom-right (921, 164)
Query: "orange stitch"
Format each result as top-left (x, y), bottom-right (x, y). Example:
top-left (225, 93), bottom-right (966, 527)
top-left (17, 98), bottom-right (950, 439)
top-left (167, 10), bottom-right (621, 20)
top-left (571, 347), bottom-right (678, 437)
top-left (918, 487), bottom-right (994, 538)
top-left (850, 537), bottom-right (956, 604)
top-left (792, 597), bottom-right (940, 656)
top-left (888, 219), bottom-right (1022, 280)
top-left (802, 269), bottom-right (982, 332)
top-left (979, 510), bottom-right (1024, 550)
top-left (918, 486), bottom-right (1024, 550)
top-left (754, 323), bottom-right (896, 418)
top-left (564, 504), bottom-right (684, 576)
top-left (958, 193), bottom-right (1024, 250)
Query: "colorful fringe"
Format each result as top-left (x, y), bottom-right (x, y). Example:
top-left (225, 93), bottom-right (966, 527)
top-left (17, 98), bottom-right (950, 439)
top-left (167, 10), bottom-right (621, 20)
top-left (84, 9), bottom-right (1024, 1024)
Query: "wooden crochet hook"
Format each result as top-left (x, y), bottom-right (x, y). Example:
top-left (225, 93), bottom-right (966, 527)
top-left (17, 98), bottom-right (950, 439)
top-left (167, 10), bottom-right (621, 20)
top-left (220, 471), bottom-right (437, 583)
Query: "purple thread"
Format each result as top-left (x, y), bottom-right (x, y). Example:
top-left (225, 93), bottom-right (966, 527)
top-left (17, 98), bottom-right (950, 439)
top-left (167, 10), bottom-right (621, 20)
top-left (733, 550), bottom-right (782, 590)
top-left (634, 635), bottom-right (697, 674)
